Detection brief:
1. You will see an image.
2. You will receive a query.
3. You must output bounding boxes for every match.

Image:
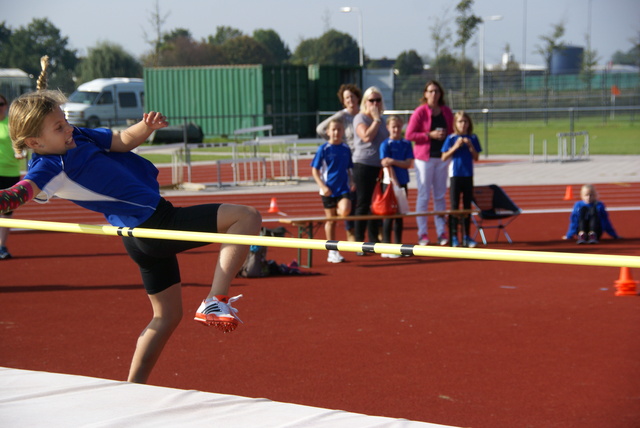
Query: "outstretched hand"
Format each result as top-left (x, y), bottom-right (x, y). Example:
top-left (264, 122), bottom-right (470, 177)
top-left (143, 112), bottom-right (169, 130)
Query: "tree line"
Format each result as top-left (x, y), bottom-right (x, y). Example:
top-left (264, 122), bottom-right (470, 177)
top-left (1, 0), bottom-right (637, 95)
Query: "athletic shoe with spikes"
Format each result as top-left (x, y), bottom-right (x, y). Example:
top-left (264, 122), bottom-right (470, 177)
top-left (194, 294), bottom-right (243, 333)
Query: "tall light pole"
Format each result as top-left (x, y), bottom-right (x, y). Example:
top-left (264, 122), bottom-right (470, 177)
top-left (340, 6), bottom-right (363, 67)
top-left (479, 15), bottom-right (503, 96)
top-left (522, 0), bottom-right (527, 92)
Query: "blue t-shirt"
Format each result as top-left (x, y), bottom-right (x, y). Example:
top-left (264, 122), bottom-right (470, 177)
top-left (379, 138), bottom-right (414, 186)
top-left (311, 142), bottom-right (353, 197)
top-left (25, 127), bottom-right (161, 227)
top-left (441, 134), bottom-right (482, 177)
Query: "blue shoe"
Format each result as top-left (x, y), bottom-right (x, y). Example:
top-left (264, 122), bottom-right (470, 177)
top-left (464, 236), bottom-right (477, 248)
top-left (0, 246), bottom-right (11, 260)
top-left (451, 237), bottom-right (459, 247)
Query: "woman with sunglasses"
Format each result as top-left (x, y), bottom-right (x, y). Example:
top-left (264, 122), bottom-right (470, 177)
top-left (405, 80), bottom-right (454, 247)
top-left (0, 94), bottom-right (25, 259)
top-left (351, 87), bottom-right (389, 251)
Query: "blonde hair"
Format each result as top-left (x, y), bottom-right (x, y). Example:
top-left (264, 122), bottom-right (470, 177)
top-left (359, 86), bottom-right (385, 115)
top-left (581, 184), bottom-right (598, 196)
top-left (386, 115), bottom-right (403, 126)
top-left (452, 110), bottom-right (474, 134)
top-left (9, 55), bottom-right (68, 152)
top-left (328, 118), bottom-right (344, 128)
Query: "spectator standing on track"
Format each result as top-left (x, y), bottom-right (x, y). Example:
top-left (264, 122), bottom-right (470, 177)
top-left (405, 80), bottom-right (454, 247)
top-left (0, 93), bottom-right (25, 260)
top-left (352, 86), bottom-right (389, 253)
top-left (441, 111), bottom-right (482, 248)
top-left (563, 184), bottom-right (619, 244)
top-left (1, 56), bottom-right (261, 384)
top-left (311, 119), bottom-right (354, 263)
top-left (379, 115), bottom-right (414, 257)
top-left (316, 84), bottom-right (361, 241)
top-left (316, 84), bottom-right (362, 152)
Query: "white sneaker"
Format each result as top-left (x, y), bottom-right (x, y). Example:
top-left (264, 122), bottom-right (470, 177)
top-left (418, 234), bottom-right (430, 246)
top-left (327, 250), bottom-right (344, 263)
top-left (381, 253), bottom-right (401, 259)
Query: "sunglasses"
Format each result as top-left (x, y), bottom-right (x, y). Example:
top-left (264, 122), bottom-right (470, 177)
top-left (368, 98), bottom-right (382, 103)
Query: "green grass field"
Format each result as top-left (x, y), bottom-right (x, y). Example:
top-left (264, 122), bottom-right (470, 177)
top-left (140, 115), bottom-right (639, 164)
top-left (478, 115), bottom-right (639, 155)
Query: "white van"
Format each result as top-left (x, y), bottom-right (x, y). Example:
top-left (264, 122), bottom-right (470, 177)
top-left (63, 78), bottom-right (144, 128)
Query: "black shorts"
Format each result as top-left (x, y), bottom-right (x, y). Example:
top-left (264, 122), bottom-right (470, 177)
top-left (0, 176), bottom-right (21, 216)
top-left (121, 198), bottom-right (221, 295)
top-left (321, 193), bottom-right (349, 209)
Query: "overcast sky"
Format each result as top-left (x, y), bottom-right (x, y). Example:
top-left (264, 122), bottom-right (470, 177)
top-left (4, 0), bottom-right (639, 67)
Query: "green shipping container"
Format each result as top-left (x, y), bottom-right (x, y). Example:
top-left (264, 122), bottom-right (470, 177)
top-left (144, 65), bottom-right (313, 137)
top-left (262, 65), bottom-right (311, 137)
top-left (308, 65), bottom-right (362, 112)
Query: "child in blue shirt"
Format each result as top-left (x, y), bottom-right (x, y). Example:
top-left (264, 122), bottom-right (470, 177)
top-left (311, 119), bottom-right (354, 263)
top-left (379, 115), bottom-right (414, 256)
top-left (563, 184), bottom-right (619, 244)
top-left (441, 111), bottom-right (482, 247)
top-left (0, 57), bottom-right (262, 385)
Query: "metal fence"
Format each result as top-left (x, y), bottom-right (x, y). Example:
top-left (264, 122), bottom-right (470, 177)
top-left (393, 70), bottom-right (640, 111)
top-left (157, 105), bottom-right (638, 141)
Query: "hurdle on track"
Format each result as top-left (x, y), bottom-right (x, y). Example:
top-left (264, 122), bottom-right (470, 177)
top-left (1, 218), bottom-right (639, 269)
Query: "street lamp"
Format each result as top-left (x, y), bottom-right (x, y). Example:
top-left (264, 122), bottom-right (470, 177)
top-left (479, 15), bottom-right (503, 96)
top-left (340, 6), bottom-right (363, 67)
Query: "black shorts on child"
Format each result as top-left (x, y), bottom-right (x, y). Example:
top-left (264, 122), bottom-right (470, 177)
top-left (121, 198), bottom-right (220, 295)
top-left (321, 193), bottom-right (349, 209)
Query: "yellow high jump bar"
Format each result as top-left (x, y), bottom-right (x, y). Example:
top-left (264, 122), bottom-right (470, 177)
top-left (1, 218), bottom-right (639, 268)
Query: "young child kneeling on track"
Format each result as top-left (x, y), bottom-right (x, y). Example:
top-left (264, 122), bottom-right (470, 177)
top-left (311, 118), bottom-right (354, 263)
top-left (0, 56), bottom-right (261, 384)
top-left (441, 111), bottom-right (482, 248)
top-left (379, 115), bottom-right (414, 257)
top-left (562, 184), bottom-right (619, 244)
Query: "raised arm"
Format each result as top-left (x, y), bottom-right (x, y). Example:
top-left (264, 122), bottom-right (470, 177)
top-left (110, 111), bottom-right (169, 153)
top-left (316, 111), bottom-right (343, 140)
top-left (0, 179), bottom-right (40, 215)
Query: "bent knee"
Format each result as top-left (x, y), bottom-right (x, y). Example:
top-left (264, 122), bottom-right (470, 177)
top-left (244, 206), bottom-right (262, 231)
top-left (218, 204), bottom-right (262, 234)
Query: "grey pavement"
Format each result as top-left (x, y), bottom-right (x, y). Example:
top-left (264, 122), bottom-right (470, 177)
top-left (474, 155), bottom-right (639, 186)
top-left (164, 155), bottom-right (639, 196)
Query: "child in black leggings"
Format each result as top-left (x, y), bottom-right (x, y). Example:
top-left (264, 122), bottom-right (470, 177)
top-left (441, 111), bottom-right (482, 247)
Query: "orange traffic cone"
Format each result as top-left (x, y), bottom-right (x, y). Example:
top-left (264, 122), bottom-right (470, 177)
top-left (563, 185), bottom-right (574, 201)
top-left (268, 197), bottom-right (280, 214)
top-left (614, 267), bottom-right (639, 296)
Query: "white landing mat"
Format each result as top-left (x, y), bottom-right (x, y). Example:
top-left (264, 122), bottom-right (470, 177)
top-left (0, 367), bottom-right (457, 428)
